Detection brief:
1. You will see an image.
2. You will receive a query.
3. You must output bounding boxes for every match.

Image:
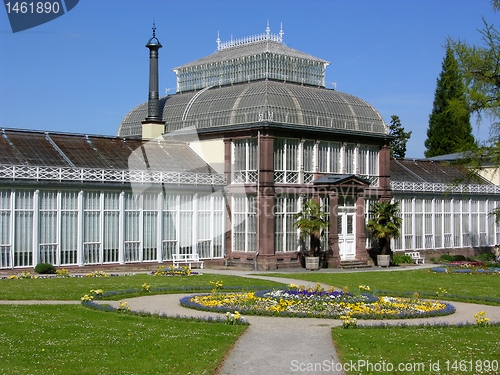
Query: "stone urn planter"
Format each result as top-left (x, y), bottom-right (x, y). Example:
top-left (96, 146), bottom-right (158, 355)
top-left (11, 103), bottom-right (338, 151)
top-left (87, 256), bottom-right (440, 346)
top-left (305, 256), bottom-right (320, 271)
top-left (377, 254), bottom-right (391, 267)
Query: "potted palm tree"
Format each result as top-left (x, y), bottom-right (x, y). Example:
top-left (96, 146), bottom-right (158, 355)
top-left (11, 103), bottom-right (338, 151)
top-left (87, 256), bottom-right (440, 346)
top-left (294, 199), bottom-right (328, 270)
top-left (366, 201), bottom-right (402, 267)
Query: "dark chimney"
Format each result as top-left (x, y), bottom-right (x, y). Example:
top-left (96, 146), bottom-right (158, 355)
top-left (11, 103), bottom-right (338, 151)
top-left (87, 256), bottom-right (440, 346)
top-left (144, 22), bottom-right (164, 123)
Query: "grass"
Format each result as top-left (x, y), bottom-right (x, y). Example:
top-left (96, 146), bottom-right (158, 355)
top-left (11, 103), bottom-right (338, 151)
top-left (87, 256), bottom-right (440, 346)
top-left (262, 269), bottom-right (500, 305)
top-left (1, 269), bottom-right (499, 374)
top-left (262, 269), bottom-right (500, 374)
top-left (0, 274), bottom-right (284, 300)
top-left (0, 304), bottom-right (246, 375)
top-left (332, 324), bottom-right (500, 375)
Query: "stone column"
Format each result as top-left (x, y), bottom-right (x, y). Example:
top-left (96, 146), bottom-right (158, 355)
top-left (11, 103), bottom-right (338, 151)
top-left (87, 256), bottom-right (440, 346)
top-left (378, 144), bottom-right (392, 200)
top-left (328, 192), bottom-right (340, 268)
top-left (257, 134), bottom-right (276, 270)
top-left (356, 193), bottom-right (369, 263)
top-left (224, 139), bottom-right (232, 262)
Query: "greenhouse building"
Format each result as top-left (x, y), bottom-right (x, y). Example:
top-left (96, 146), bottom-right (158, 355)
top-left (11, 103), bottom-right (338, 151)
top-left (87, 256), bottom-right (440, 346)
top-left (1, 25), bottom-right (499, 270)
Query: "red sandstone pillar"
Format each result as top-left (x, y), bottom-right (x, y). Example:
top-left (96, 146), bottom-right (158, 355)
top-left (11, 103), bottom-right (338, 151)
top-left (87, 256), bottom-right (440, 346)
top-left (257, 134), bottom-right (276, 270)
top-left (378, 144), bottom-right (392, 200)
top-left (328, 192), bottom-right (340, 268)
top-left (356, 193), bottom-right (368, 263)
top-left (224, 139), bottom-right (232, 261)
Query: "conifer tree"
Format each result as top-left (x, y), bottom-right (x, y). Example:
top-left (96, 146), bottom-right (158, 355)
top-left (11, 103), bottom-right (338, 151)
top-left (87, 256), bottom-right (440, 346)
top-left (424, 47), bottom-right (475, 158)
top-left (389, 115), bottom-right (411, 159)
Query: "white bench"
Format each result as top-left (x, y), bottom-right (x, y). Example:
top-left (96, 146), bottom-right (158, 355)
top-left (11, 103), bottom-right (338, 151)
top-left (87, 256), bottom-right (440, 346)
top-left (172, 253), bottom-right (204, 269)
top-left (407, 252), bottom-right (425, 264)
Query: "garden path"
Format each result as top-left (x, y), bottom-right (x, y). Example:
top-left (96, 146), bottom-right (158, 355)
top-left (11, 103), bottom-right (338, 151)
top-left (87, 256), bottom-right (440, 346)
top-left (2, 268), bottom-right (500, 375)
top-left (96, 269), bottom-right (500, 375)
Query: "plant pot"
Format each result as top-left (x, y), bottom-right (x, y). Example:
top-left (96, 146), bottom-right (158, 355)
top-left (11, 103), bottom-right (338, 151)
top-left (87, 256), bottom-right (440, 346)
top-left (377, 254), bottom-right (390, 267)
top-left (305, 256), bottom-right (320, 271)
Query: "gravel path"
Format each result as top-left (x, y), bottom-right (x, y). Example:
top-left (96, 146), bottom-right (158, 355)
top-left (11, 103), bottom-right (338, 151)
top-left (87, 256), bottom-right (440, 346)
top-left (2, 269), bottom-right (500, 375)
top-left (96, 270), bottom-right (500, 375)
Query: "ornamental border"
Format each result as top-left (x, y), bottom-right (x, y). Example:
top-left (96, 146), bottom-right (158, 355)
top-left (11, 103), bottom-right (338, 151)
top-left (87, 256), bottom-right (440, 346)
top-left (0, 164), bottom-right (226, 186)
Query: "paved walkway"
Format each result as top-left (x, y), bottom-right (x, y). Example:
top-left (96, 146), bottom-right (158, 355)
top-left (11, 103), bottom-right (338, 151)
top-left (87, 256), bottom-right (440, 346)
top-left (2, 267), bottom-right (500, 375)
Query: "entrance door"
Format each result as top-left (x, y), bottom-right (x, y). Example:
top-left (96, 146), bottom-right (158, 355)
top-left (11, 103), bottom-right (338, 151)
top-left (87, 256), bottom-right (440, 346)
top-left (338, 207), bottom-right (356, 261)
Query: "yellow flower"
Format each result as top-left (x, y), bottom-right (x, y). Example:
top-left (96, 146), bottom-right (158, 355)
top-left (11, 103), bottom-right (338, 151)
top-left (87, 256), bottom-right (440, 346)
top-left (474, 311), bottom-right (490, 326)
top-left (80, 294), bottom-right (94, 301)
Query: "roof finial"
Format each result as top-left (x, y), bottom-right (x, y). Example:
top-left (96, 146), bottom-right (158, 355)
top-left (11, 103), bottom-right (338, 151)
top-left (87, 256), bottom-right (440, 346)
top-left (279, 22), bottom-right (284, 42)
top-left (266, 20), bottom-right (270, 38)
top-left (216, 31), bottom-right (221, 50)
top-left (152, 19), bottom-right (156, 38)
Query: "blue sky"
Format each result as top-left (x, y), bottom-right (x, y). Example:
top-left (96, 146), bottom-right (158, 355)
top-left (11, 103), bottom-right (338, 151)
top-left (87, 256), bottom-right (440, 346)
top-left (0, 0), bottom-right (497, 158)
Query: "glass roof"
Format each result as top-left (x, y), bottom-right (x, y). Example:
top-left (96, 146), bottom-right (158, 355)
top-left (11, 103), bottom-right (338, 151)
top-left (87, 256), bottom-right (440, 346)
top-left (119, 80), bottom-right (387, 137)
top-left (120, 26), bottom-right (388, 139)
top-left (0, 128), bottom-right (217, 175)
top-left (173, 39), bottom-right (329, 91)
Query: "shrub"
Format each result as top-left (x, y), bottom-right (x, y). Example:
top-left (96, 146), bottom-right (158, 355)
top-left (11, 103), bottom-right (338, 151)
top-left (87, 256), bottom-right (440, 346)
top-left (392, 254), bottom-right (413, 265)
top-left (438, 254), bottom-right (454, 263)
top-left (477, 252), bottom-right (495, 262)
top-left (452, 255), bottom-right (467, 262)
top-left (34, 263), bottom-right (56, 274)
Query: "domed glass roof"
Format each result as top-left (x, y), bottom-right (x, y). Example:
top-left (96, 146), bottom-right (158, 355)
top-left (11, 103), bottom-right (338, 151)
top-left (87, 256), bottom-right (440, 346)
top-left (119, 27), bottom-right (387, 138)
top-left (118, 80), bottom-right (387, 137)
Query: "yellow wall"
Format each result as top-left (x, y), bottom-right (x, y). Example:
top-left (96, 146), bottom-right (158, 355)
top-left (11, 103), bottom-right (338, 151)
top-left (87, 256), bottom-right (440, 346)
top-left (188, 139), bottom-right (225, 174)
top-left (478, 166), bottom-right (500, 185)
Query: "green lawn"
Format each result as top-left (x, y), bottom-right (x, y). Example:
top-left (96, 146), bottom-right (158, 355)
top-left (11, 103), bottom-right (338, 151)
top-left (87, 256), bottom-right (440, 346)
top-left (264, 269), bottom-right (500, 374)
top-left (1, 269), bottom-right (499, 374)
top-left (332, 325), bottom-right (500, 375)
top-left (262, 269), bottom-right (500, 304)
top-left (0, 274), bottom-right (284, 300)
top-left (0, 304), bottom-right (246, 375)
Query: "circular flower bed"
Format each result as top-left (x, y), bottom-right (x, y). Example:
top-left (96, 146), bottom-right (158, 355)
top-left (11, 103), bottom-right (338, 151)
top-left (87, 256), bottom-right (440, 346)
top-left (180, 286), bottom-right (455, 320)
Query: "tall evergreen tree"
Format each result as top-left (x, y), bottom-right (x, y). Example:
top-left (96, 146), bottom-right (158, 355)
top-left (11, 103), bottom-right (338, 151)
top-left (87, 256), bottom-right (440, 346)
top-left (424, 47), bottom-right (476, 158)
top-left (389, 115), bottom-right (412, 159)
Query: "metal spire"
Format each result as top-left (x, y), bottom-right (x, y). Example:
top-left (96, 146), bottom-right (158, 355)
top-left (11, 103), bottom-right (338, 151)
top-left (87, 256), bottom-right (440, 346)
top-left (147, 19), bottom-right (161, 46)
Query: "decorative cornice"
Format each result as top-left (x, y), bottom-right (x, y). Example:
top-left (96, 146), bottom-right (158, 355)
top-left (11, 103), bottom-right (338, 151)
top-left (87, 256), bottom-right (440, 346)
top-left (217, 23), bottom-right (284, 51)
top-left (391, 181), bottom-right (500, 195)
top-left (0, 164), bottom-right (226, 186)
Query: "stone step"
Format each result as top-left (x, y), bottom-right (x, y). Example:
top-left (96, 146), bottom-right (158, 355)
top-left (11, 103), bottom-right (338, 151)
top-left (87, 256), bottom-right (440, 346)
top-left (339, 260), bottom-right (372, 269)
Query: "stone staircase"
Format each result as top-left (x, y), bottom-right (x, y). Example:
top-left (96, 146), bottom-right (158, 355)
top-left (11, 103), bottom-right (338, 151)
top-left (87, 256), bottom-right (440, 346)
top-left (339, 259), bottom-right (372, 269)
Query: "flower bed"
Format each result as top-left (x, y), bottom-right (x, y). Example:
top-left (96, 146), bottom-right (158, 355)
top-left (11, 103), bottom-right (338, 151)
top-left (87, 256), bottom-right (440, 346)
top-left (431, 261), bottom-right (500, 274)
top-left (81, 300), bottom-right (248, 325)
top-left (152, 265), bottom-right (199, 277)
top-left (180, 285), bottom-right (455, 320)
top-left (1, 265), bottom-right (199, 280)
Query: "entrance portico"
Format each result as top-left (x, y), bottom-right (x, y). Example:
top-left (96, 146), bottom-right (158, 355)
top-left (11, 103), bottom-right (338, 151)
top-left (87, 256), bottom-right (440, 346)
top-left (314, 174), bottom-right (370, 268)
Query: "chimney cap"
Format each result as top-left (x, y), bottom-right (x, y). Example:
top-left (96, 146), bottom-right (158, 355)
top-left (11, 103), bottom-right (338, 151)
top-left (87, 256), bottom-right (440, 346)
top-left (146, 21), bottom-right (162, 48)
